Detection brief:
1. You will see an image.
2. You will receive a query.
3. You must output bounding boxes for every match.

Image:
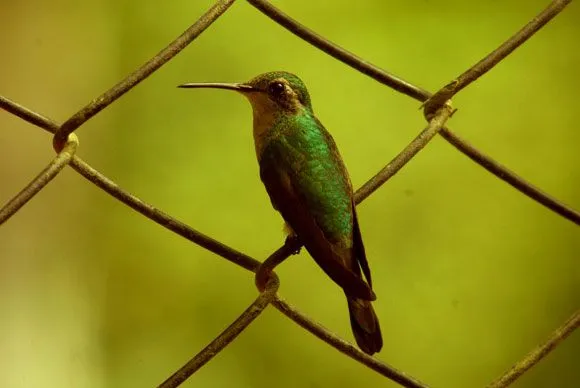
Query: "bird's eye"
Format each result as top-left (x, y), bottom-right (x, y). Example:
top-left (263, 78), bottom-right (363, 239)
top-left (268, 81), bottom-right (285, 96)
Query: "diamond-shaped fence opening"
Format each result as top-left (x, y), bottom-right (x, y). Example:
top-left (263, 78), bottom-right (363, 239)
top-left (1, 1), bottom-right (578, 387)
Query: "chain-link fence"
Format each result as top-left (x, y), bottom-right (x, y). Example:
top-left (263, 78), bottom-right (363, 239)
top-left (1, 0), bottom-right (578, 387)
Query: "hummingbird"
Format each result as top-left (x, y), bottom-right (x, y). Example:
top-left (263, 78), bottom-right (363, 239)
top-left (179, 71), bottom-right (383, 355)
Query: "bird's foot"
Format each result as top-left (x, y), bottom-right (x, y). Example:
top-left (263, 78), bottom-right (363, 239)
top-left (285, 234), bottom-right (302, 255)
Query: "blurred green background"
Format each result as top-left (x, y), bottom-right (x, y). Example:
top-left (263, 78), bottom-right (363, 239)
top-left (1, 0), bottom-right (579, 387)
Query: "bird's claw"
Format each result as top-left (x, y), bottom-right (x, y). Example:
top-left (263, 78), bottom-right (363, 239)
top-left (285, 235), bottom-right (302, 255)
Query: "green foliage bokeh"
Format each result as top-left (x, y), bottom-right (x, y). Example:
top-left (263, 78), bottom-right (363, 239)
top-left (1, 1), bottom-right (579, 387)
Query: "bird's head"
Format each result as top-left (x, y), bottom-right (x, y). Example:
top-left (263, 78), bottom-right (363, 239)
top-left (179, 71), bottom-right (313, 116)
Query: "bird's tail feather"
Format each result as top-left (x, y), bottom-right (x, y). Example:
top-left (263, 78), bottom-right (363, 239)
top-left (346, 295), bottom-right (383, 355)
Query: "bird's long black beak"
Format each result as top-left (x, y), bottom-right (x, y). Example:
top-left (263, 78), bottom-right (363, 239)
top-left (177, 82), bottom-right (256, 93)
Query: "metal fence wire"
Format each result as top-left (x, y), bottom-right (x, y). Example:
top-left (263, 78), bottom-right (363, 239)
top-left (1, 0), bottom-right (578, 387)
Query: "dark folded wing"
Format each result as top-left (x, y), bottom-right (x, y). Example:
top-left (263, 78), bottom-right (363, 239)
top-left (259, 143), bottom-right (375, 301)
top-left (352, 206), bottom-right (372, 288)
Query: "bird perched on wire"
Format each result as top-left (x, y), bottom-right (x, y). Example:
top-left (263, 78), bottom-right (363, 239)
top-left (179, 71), bottom-right (382, 355)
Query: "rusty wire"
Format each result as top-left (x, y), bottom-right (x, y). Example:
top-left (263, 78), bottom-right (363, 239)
top-left (0, 0), bottom-right (577, 387)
